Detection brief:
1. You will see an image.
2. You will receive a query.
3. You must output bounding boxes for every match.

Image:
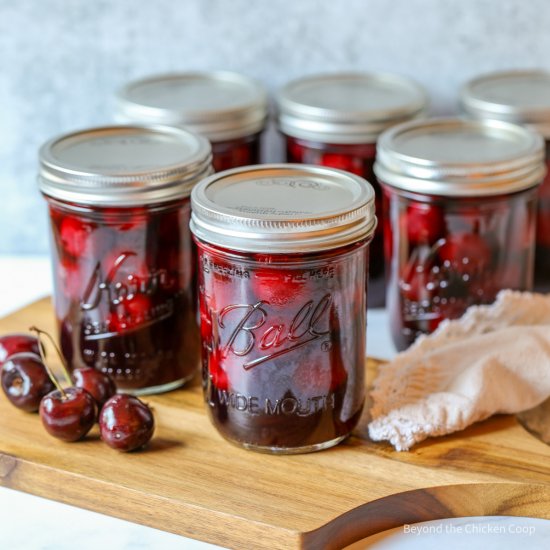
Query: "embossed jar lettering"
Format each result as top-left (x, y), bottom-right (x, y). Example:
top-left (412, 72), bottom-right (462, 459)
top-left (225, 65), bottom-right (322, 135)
top-left (217, 295), bottom-right (331, 369)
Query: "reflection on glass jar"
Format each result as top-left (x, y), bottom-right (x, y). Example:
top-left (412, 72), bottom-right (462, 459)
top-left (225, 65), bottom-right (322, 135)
top-left (277, 73), bottom-right (427, 306)
top-left (461, 70), bottom-right (550, 286)
top-left (190, 164), bottom-right (376, 453)
top-left (39, 125), bottom-right (212, 394)
top-left (116, 71), bottom-right (268, 172)
top-left (375, 118), bottom-right (544, 351)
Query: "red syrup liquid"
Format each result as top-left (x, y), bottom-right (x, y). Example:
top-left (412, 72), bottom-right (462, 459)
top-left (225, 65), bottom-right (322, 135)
top-left (383, 188), bottom-right (537, 351)
top-left (49, 200), bottom-right (199, 392)
top-left (196, 240), bottom-right (369, 451)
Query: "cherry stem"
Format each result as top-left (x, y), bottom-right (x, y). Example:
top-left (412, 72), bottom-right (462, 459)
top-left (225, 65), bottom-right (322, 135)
top-left (29, 326), bottom-right (72, 397)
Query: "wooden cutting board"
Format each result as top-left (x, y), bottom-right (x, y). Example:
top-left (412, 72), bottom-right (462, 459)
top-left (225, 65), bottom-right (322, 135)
top-left (1, 299), bottom-right (550, 550)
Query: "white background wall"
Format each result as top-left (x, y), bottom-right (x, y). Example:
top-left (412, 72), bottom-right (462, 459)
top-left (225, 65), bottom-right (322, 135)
top-left (2, 0), bottom-right (550, 253)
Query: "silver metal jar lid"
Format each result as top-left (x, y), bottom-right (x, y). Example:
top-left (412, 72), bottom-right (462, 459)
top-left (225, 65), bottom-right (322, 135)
top-left (276, 72), bottom-right (427, 144)
top-left (190, 164), bottom-right (376, 253)
top-left (39, 125), bottom-right (212, 206)
top-left (116, 72), bottom-right (268, 142)
top-left (374, 117), bottom-right (545, 197)
top-left (461, 70), bottom-right (550, 138)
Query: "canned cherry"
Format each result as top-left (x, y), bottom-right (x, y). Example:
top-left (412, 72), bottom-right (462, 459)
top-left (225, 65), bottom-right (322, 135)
top-left (376, 118), bottom-right (544, 350)
top-left (39, 125), bottom-right (212, 394)
top-left (190, 164), bottom-right (376, 453)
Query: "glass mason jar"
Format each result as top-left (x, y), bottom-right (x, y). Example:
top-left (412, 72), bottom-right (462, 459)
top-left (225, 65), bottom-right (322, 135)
top-left (39, 125), bottom-right (212, 394)
top-left (190, 164), bottom-right (376, 453)
top-left (375, 118), bottom-right (544, 351)
top-left (116, 71), bottom-right (267, 172)
top-left (461, 70), bottom-right (550, 287)
top-left (276, 73), bottom-right (427, 307)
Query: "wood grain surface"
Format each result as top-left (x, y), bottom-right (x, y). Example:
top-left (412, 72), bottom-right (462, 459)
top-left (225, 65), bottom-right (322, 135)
top-left (1, 298), bottom-right (550, 550)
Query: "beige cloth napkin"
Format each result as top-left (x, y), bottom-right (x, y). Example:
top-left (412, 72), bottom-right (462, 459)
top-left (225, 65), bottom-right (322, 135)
top-left (368, 290), bottom-right (550, 451)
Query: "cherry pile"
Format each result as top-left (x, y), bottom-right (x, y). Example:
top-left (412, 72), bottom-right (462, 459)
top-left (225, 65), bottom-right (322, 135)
top-left (0, 331), bottom-right (154, 452)
top-left (385, 193), bottom-right (534, 350)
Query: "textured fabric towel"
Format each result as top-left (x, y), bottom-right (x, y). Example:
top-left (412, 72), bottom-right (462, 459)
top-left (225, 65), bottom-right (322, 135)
top-left (368, 290), bottom-right (550, 451)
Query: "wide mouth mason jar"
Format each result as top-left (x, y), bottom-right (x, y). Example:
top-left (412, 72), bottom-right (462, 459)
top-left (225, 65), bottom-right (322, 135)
top-left (116, 71), bottom-right (268, 172)
top-left (375, 118), bottom-right (545, 351)
top-left (39, 125), bottom-right (212, 394)
top-left (276, 72), bottom-right (427, 307)
top-left (190, 164), bottom-right (376, 453)
top-left (461, 70), bottom-right (550, 286)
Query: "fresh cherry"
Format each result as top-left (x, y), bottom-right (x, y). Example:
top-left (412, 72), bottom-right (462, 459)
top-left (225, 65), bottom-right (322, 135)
top-left (1, 353), bottom-right (55, 412)
top-left (40, 387), bottom-right (96, 442)
top-left (99, 394), bottom-right (155, 452)
top-left (0, 333), bottom-right (40, 365)
top-left (72, 367), bottom-right (116, 411)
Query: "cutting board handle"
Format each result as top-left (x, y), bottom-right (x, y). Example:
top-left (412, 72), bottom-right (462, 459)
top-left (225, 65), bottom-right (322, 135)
top-left (304, 483), bottom-right (550, 549)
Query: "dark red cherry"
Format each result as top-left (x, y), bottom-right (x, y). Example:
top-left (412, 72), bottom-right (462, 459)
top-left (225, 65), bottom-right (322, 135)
top-left (438, 233), bottom-right (491, 275)
top-left (0, 333), bottom-right (40, 364)
top-left (99, 394), bottom-right (154, 452)
top-left (319, 153), bottom-right (363, 176)
top-left (59, 216), bottom-right (93, 257)
top-left (107, 294), bottom-right (151, 334)
top-left (72, 367), bottom-right (116, 411)
top-left (406, 203), bottom-right (446, 245)
top-left (39, 387), bottom-right (96, 442)
top-left (125, 294), bottom-right (152, 320)
top-left (1, 353), bottom-right (55, 412)
top-left (209, 347), bottom-right (230, 391)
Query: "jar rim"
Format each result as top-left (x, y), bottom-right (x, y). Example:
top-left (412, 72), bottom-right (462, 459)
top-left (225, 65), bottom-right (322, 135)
top-left (277, 72), bottom-right (428, 143)
top-left (190, 164), bottom-right (377, 253)
top-left (461, 70), bottom-right (550, 138)
top-left (39, 125), bottom-right (212, 206)
top-left (374, 117), bottom-right (545, 196)
top-left (116, 71), bottom-right (268, 141)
